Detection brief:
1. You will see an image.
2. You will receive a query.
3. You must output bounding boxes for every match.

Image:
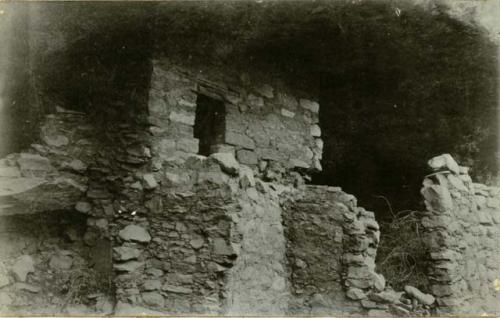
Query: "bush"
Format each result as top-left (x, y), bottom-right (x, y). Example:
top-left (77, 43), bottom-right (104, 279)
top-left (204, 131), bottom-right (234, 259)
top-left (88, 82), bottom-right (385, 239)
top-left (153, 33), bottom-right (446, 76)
top-left (375, 198), bottom-right (430, 292)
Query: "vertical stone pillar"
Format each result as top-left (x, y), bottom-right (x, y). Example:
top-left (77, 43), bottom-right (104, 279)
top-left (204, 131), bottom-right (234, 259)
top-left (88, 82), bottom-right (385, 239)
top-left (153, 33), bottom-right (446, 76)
top-left (421, 154), bottom-right (500, 315)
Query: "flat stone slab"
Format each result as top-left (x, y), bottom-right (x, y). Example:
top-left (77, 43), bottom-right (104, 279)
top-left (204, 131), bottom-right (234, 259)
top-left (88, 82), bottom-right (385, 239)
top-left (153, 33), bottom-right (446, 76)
top-left (119, 225), bottom-right (151, 243)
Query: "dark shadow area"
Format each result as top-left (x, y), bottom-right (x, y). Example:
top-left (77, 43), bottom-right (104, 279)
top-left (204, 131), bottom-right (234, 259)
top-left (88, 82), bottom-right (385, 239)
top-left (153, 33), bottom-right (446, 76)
top-left (34, 2), bottom-right (155, 127)
top-left (1, 2), bottom-right (156, 157)
top-left (2, 1), bottom-right (498, 217)
top-left (152, 1), bottom-right (498, 217)
top-left (0, 4), bottom-right (42, 157)
top-left (194, 95), bottom-right (226, 156)
top-left (313, 3), bottom-right (498, 216)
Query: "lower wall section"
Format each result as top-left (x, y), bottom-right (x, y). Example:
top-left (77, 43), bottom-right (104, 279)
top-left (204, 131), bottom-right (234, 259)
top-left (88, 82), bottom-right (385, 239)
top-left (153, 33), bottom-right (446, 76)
top-left (421, 154), bottom-right (500, 315)
top-left (110, 152), bottom-right (393, 315)
top-left (7, 108), bottom-right (498, 315)
top-left (0, 211), bottom-right (113, 315)
top-left (112, 158), bottom-right (241, 315)
top-left (282, 185), bottom-right (383, 315)
top-left (225, 184), bottom-right (289, 315)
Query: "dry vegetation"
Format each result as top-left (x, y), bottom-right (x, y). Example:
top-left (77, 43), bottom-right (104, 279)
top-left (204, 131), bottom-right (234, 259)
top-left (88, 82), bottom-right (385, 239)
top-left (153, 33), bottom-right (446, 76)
top-left (376, 201), bottom-right (430, 291)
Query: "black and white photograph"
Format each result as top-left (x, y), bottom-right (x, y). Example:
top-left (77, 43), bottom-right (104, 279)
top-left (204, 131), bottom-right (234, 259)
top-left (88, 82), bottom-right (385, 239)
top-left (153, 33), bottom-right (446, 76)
top-left (0, 0), bottom-right (499, 316)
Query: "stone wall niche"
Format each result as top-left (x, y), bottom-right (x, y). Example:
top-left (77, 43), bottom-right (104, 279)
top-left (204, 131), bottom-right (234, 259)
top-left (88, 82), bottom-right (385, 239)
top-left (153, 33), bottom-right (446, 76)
top-left (193, 94), bottom-right (226, 156)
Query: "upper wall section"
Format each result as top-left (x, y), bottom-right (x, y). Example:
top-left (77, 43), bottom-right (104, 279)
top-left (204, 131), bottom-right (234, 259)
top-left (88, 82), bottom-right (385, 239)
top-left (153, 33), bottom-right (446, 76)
top-left (421, 154), bottom-right (500, 315)
top-left (148, 59), bottom-right (323, 173)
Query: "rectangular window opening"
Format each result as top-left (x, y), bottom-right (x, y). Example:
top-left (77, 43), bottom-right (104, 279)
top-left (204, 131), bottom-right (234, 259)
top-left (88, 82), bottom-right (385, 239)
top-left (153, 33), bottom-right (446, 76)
top-left (193, 94), bottom-right (226, 156)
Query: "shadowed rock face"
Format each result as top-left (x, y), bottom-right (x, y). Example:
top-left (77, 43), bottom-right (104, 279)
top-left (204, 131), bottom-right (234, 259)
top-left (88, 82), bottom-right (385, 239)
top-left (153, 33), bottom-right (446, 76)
top-left (2, 0), bottom-right (497, 218)
top-left (0, 111), bottom-right (94, 216)
top-left (0, 1), bottom-right (499, 315)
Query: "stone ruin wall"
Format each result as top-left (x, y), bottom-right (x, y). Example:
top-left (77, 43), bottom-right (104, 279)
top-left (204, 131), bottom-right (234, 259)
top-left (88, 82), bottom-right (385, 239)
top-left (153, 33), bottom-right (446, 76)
top-left (0, 58), bottom-right (333, 315)
top-left (421, 154), bottom-right (500, 315)
top-left (0, 58), bottom-right (499, 315)
top-left (282, 185), bottom-right (383, 315)
top-left (0, 61), bottom-right (390, 315)
top-left (0, 109), bottom-right (115, 314)
top-left (148, 58), bottom-right (323, 172)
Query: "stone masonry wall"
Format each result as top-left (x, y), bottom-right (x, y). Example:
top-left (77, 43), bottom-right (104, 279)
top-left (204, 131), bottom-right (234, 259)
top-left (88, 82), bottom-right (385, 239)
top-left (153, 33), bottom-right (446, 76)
top-left (1, 59), bottom-right (466, 316)
top-left (224, 181), bottom-right (290, 315)
top-left (0, 108), bottom-right (115, 315)
top-left (421, 154), bottom-right (500, 315)
top-left (113, 158), bottom-right (242, 314)
top-left (282, 185), bottom-right (390, 315)
top-left (0, 104), bottom-right (442, 316)
top-left (148, 58), bottom-right (323, 172)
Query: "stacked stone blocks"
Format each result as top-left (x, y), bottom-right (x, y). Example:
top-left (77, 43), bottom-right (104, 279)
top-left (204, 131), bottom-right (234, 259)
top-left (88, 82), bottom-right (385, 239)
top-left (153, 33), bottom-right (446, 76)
top-left (148, 59), bottom-right (323, 172)
top-left (421, 154), bottom-right (500, 315)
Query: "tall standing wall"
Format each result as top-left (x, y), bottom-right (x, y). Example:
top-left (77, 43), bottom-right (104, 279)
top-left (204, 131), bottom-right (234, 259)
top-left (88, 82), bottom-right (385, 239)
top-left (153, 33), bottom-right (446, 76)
top-left (421, 154), bottom-right (500, 315)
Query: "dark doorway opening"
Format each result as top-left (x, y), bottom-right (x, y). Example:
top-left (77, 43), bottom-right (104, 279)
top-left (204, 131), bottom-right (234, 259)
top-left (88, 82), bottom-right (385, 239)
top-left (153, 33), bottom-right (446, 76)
top-left (194, 94), bottom-right (226, 156)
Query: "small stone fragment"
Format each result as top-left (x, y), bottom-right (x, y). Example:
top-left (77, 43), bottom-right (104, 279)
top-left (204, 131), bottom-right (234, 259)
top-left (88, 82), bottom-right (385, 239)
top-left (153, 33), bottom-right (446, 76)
top-left (256, 84), bottom-right (274, 98)
top-left (162, 284), bottom-right (192, 294)
top-left (67, 159), bottom-right (87, 172)
top-left (281, 108), bottom-right (295, 118)
top-left (119, 225), bottom-right (151, 243)
top-left (11, 255), bottom-right (35, 282)
top-left (370, 290), bottom-right (403, 304)
top-left (17, 153), bottom-right (52, 172)
top-left (373, 273), bottom-right (386, 292)
top-left (346, 287), bottom-right (366, 300)
top-left (113, 246), bottom-right (142, 261)
top-left (225, 131), bottom-right (255, 150)
top-left (166, 273), bottom-right (193, 284)
top-left (75, 201), bottom-right (92, 213)
top-left (391, 304), bottom-right (410, 316)
top-left (130, 181), bottom-right (143, 190)
top-left (239, 165), bottom-right (255, 188)
top-left (189, 238), bottom-right (204, 250)
top-left (146, 268), bottom-right (164, 277)
top-left (236, 149), bottom-right (258, 165)
top-left (95, 218), bottom-right (108, 230)
top-left (361, 300), bottom-right (388, 310)
top-left (142, 291), bottom-right (164, 307)
top-left (43, 134), bottom-right (69, 147)
top-left (404, 285), bottom-right (435, 305)
top-left (247, 94), bottom-right (264, 109)
top-left (427, 154), bottom-right (460, 174)
top-left (169, 111), bottom-right (195, 126)
top-left (49, 254), bottom-right (73, 270)
top-left (142, 174), bottom-right (158, 190)
top-left (210, 152), bottom-right (240, 176)
top-left (294, 258), bottom-right (307, 269)
top-left (143, 280), bottom-right (162, 291)
top-left (310, 124), bottom-right (321, 137)
top-left (114, 261), bottom-right (145, 272)
top-left (299, 98), bottom-right (320, 113)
